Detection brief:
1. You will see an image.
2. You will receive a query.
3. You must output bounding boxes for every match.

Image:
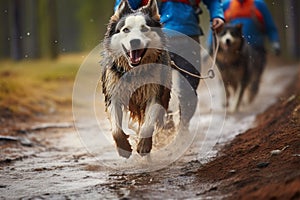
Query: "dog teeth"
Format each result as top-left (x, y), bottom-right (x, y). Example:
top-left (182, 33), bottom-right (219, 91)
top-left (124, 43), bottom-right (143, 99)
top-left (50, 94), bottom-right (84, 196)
top-left (129, 50), bottom-right (142, 64)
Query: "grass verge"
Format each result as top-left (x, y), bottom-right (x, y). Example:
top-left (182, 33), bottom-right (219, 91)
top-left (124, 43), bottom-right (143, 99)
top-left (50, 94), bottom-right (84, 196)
top-left (0, 54), bottom-right (85, 120)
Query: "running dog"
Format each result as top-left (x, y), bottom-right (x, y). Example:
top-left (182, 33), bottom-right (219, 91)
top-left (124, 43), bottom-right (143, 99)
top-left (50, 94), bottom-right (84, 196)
top-left (101, 0), bottom-right (172, 158)
top-left (216, 23), bottom-right (261, 112)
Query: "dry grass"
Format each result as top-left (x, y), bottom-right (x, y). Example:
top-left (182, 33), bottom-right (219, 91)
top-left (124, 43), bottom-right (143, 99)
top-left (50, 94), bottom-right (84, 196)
top-left (0, 54), bottom-right (86, 118)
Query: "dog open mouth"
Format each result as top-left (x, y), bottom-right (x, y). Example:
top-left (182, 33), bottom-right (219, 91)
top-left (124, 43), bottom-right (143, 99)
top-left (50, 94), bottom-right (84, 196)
top-left (122, 44), bottom-right (147, 67)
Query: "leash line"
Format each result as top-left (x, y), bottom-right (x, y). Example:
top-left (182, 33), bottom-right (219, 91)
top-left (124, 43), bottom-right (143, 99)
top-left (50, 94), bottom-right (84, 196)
top-left (171, 30), bottom-right (219, 80)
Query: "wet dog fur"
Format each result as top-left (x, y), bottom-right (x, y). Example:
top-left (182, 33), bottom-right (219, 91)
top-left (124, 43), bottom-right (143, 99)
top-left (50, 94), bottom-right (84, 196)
top-left (101, 0), bottom-right (172, 158)
top-left (216, 23), bottom-right (262, 112)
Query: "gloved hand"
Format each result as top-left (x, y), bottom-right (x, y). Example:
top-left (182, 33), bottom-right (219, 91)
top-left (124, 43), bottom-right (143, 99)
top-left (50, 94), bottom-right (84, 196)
top-left (271, 42), bottom-right (281, 56)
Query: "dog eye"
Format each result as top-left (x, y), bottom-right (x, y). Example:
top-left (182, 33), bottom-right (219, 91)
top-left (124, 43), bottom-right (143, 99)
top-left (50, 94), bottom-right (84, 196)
top-left (220, 30), bottom-right (226, 36)
top-left (122, 28), bottom-right (130, 33)
top-left (141, 26), bottom-right (149, 32)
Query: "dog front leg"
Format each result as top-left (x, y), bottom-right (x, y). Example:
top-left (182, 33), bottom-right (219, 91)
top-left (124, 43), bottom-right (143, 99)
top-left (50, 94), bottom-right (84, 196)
top-left (137, 99), bottom-right (166, 156)
top-left (109, 100), bottom-right (132, 158)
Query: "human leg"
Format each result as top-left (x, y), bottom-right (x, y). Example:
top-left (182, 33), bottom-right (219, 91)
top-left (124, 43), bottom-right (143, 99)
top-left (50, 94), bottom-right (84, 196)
top-left (168, 36), bottom-right (201, 126)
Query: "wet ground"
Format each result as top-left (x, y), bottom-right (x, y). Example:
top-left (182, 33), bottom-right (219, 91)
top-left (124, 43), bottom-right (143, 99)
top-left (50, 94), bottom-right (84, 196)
top-left (0, 64), bottom-right (298, 199)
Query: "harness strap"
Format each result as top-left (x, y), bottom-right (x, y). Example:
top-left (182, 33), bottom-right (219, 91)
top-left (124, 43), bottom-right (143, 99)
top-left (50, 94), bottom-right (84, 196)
top-left (171, 30), bottom-right (219, 80)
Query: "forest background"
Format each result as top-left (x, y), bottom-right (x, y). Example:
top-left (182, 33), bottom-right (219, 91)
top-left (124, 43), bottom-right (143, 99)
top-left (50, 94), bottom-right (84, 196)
top-left (0, 0), bottom-right (299, 61)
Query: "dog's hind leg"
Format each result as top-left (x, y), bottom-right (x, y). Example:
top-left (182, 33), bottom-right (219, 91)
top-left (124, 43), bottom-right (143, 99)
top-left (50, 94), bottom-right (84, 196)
top-left (109, 100), bottom-right (132, 158)
top-left (235, 79), bottom-right (249, 112)
top-left (247, 47), bottom-right (266, 103)
top-left (137, 98), bottom-right (166, 156)
top-left (248, 64), bottom-right (264, 103)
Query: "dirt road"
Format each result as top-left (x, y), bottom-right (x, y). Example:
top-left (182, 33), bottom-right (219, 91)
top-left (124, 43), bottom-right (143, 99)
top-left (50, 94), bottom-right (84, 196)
top-left (0, 64), bottom-right (298, 199)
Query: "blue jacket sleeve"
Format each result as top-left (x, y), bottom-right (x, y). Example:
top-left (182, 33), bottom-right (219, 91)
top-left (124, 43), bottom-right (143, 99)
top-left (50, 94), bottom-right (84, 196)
top-left (255, 1), bottom-right (280, 43)
top-left (114, 0), bottom-right (143, 11)
top-left (202, 0), bottom-right (225, 21)
top-left (206, 0), bottom-right (226, 49)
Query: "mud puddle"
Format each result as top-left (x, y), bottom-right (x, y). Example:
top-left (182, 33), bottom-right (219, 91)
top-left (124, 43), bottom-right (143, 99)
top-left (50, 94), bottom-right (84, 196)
top-left (0, 65), bottom-right (297, 199)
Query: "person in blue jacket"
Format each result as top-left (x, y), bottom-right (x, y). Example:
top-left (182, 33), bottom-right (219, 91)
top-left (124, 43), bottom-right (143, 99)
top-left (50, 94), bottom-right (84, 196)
top-left (114, 0), bottom-right (224, 127)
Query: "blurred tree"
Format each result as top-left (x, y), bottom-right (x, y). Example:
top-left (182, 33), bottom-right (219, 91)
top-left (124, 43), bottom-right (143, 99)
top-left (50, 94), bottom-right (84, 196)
top-left (267, 0), bottom-right (300, 60)
top-left (38, 0), bottom-right (59, 59)
top-left (57, 0), bottom-right (81, 53)
top-left (0, 0), bottom-right (10, 59)
top-left (23, 0), bottom-right (40, 59)
top-left (284, 0), bottom-right (300, 59)
top-left (8, 0), bottom-right (22, 60)
top-left (1, 0), bottom-right (59, 60)
top-left (0, 0), bottom-right (299, 60)
top-left (76, 0), bottom-right (114, 50)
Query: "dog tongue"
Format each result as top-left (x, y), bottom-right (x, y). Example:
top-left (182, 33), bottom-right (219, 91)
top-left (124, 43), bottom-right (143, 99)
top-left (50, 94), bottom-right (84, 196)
top-left (129, 50), bottom-right (142, 64)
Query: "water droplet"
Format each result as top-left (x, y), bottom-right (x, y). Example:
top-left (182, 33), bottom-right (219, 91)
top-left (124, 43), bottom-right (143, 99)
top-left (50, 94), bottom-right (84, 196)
top-left (26, 32), bottom-right (31, 36)
top-left (62, 48), bottom-right (66, 52)
top-left (24, 54), bottom-right (28, 58)
top-left (285, 25), bottom-right (289, 28)
top-left (54, 40), bottom-right (58, 44)
top-left (19, 36), bottom-right (23, 39)
top-left (4, 10), bottom-right (8, 13)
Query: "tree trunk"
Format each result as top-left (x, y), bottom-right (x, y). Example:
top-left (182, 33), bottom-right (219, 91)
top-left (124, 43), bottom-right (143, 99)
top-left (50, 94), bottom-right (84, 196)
top-left (23, 0), bottom-right (40, 59)
top-left (0, 0), bottom-right (10, 59)
top-left (38, 0), bottom-right (59, 59)
top-left (9, 0), bottom-right (22, 61)
top-left (48, 0), bottom-right (59, 59)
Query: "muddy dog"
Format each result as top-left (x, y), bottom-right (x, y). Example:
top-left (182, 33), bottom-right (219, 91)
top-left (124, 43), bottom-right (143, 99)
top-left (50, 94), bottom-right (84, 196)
top-left (215, 23), bottom-right (263, 112)
top-left (101, 0), bottom-right (172, 158)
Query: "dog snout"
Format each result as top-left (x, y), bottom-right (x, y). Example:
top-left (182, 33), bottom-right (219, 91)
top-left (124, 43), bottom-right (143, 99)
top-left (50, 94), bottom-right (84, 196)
top-left (226, 39), bottom-right (231, 45)
top-left (130, 39), bottom-right (141, 49)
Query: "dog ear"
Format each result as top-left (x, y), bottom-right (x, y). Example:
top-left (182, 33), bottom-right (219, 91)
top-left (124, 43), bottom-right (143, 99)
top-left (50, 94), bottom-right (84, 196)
top-left (111, 0), bottom-right (133, 22)
top-left (141, 0), bottom-right (160, 21)
top-left (236, 23), bottom-right (243, 30)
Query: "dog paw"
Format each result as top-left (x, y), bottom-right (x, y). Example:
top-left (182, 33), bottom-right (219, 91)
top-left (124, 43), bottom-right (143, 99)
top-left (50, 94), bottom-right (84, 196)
top-left (116, 146), bottom-right (132, 159)
top-left (137, 137), bottom-right (152, 156)
top-left (113, 131), bottom-right (132, 158)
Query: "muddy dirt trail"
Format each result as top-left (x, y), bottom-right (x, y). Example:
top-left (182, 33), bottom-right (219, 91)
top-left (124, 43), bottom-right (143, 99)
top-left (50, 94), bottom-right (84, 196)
top-left (0, 64), bottom-right (298, 199)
